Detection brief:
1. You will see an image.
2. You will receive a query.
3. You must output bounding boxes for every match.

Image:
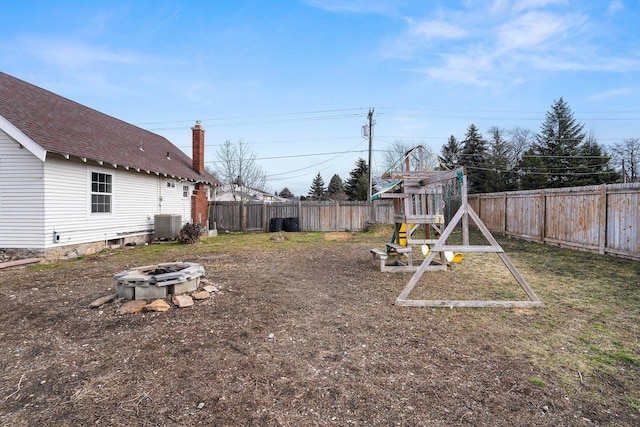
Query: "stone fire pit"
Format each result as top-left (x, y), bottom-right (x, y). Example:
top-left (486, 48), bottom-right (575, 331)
top-left (114, 262), bottom-right (205, 300)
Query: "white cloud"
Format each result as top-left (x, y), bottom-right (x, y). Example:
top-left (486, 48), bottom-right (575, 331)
top-left (15, 37), bottom-right (151, 69)
top-left (607, 0), bottom-right (624, 14)
top-left (497, 11), bottom-right (584, 51)
top-left (302, 0), bottom-right (397, 14)
top-left (406, 18), bottom-right (469, 40)
top-left (423, 50), bottom-right (497, 87)
top-left (587, 87), bottom-right (635, 101)
top-left (513, 0), bottom-right (568, 12)
top-left (379, 17), bottom-right (469, 60)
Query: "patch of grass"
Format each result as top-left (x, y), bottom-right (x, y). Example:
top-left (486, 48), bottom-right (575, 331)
top-left (627, 396), bottom-right (640, 412)
top-left (28, 263), bottom-right (57, 272)
top-left (529, 377), bottom-right (545, 387)
top-left (587, 345), bottom-right (640, 369)
top-left (604, 350), bottom-right (640, 366)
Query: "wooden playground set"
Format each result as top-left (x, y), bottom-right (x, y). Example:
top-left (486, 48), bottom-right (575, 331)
top-left (370, 146), bottom-right (542, 308)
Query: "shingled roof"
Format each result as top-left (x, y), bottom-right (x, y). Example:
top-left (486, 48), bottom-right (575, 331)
top-left (0, 71), bottom-right (218, 185)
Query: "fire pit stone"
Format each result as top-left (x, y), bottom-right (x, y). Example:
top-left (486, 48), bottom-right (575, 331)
top-left (114, 262), bottom-right (205, 300)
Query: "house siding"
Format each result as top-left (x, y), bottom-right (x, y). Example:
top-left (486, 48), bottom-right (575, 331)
top-left (0, 129), bottom-right (46, 248)
top-left (42, 156), bottom-right (193, 248)
top-left (0, 143), bottom-right (198, 259)
top-left (160, 180), bottom-right (192, 225)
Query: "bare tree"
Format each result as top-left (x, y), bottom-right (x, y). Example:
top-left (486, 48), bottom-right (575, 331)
top-left (508, 127), bottom-right (534, 168)
top-left (380, 140), bottom-right (439, 176)
top-left (213, 139), bottom-right (267, 201)
top-left (612, 138), bottom-right (640, 183)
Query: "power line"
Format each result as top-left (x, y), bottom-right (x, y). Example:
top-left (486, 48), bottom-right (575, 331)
top-left (466, 165), bottom-right (616, 176)
top-left (206, 149), bottom-right (368, 164)
top-left (266, 140), bottom-right (367, 178)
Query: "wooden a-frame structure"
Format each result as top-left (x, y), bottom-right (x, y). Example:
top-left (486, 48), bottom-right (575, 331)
top-left (393, 166), bottom-right (542, 308)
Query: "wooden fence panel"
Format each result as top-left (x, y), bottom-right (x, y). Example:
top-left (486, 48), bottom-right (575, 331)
top-left (244, 202), bottom-right (264, 231)
top-left (266, 203), bottom-right (299, 223)
top-left (469, 182), bottom-right (640, 260)
top-left (374, 201), bottom-right (395, 224)
top-left (210, 202), bottom-right (240, 231)
top-left (209, 200), bottom-right (394, 232)
top-left (477, 194), bottom-right (506, 233)
top-left (606, 184), bottom-right (640, 257)
top-left (504, 192), bottom-right (544, 242)
top-left (545, 186), bottom-right (602, 250)
top-left (301, 202), bottom-right (337, 231)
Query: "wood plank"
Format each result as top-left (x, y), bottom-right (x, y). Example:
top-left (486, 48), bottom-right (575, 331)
top-left (395, 299), bottom-right (543, 308)
top-left (381, 264), bottom-right (446, 273)
top-left (0, 258), bottom-right (44, 269)
top-left (386, 243), bottom-right (412, 253)
top-left (430, 245), bottom-right (503, 253)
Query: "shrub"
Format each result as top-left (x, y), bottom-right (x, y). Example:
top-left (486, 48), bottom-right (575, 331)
top-left (177, 223), bottom-right (203, 244)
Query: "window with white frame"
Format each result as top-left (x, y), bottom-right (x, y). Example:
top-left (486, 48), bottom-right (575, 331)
top-left (91, 172), bottom-right (112, 213)
top-left (183, 185), bottom-right (189, 198)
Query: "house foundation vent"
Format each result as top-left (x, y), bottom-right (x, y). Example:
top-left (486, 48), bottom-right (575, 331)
top-left (154, 214), bottom-right (182, 239)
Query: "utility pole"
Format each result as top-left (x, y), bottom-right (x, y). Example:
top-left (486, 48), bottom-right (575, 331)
top-left (367, 108), bottom-right (374, 201)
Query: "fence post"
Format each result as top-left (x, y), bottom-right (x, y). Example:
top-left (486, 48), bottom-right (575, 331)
top-left (262, 202), bottom-right (268, 232)
top-left (599, 184), bottom-right (607, 255)
top-left (240, 200), bottom-right (245, 232)
top-left (502, 192), bottom-right (507, 235)
top-left (538, 190), bottom-right (545, 243)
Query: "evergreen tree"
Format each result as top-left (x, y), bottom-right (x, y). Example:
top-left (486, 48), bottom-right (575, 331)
top-left (486, 127), bottom-right (516, 192)
top-left (308, 172), bottom-right (327, 200)
top-left (439, 135), bottom-right (461, 170)
top-left (573, 132), bottom-right (619, 185)
top-left (345, 158), bottom-right (370, 201)
top-left (534, 97), bottom-right (585, 187)
top-left (279, 187), bottom-right (294, 199)
top-left (516, 148), bottom-right (548, 190)
top-left (460, 124), bottom-right (490, 193)
top-left (326, 174), bottom-right (346, 200)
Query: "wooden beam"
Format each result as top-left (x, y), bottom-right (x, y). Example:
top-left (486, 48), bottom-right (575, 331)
top-left (430, 245), bottom-right (503, 253)
top-left (395, 299), bottom-right (543, 308)
top-left (0, 258), bottom-right (43, 269)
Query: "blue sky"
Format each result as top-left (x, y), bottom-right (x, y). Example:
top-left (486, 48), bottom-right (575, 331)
top-left (2, 0), bottom-right (639, 196)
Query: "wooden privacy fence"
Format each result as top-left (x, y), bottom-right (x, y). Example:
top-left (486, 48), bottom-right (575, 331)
top-left (209, 200), bottom-right (395, 232)
top-left (468, 182), bottom-right (640, 261)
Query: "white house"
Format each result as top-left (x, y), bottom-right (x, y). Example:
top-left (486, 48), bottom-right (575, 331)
top-left (0, 72), bottom-right (220, 261)
top-left (216, 184), bottom-right (289, 203)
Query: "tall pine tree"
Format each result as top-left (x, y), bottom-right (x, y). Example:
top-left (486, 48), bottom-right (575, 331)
top-left (327, 174), bottom-right (346, 200)
top-left (439, 135), bottom-right (461, 170)
top-left (460, 124), bottom-right (490, 193)
top-left (516, 149), bottom-right (548, 190)
top-left (534, 97), bottom-right (585, 187)
top-left (486, 127), bottom-right (516, 192)
top-left (345, 158), bottom-right (370, 201)
top-left (308, 172), bottom-right (327, 200)
top-left (573, 132), bottom-right (619, 185)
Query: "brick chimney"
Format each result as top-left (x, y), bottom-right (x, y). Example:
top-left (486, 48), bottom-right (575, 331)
top-left (191, 120), bottom-right (208, 229)
top-left (191, 120), bottom-right (205, 173)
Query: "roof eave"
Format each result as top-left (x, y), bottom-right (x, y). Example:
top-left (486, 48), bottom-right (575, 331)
top-left (0, 114), bottom-right (47, 162)
top-left (47, 150), bottom-right (221, 185)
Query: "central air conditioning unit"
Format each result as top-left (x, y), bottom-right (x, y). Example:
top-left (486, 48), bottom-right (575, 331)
top-left (154, 214), bottom-right (182, 239)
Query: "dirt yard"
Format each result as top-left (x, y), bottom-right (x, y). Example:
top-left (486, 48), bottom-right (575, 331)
top-left (0, 228), bottom-right (638, 426)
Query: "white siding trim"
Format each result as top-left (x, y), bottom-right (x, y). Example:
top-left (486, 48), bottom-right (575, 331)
top-left (0, 114), bottom-right (47, 162)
